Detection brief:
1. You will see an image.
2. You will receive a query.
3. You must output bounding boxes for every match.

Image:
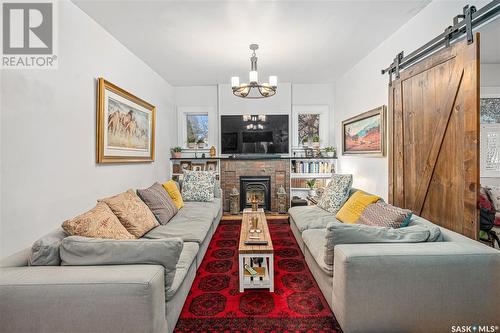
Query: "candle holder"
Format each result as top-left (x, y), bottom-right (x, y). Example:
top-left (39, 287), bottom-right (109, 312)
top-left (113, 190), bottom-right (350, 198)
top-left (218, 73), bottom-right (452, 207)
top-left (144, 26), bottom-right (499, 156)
top-left (249, 216), bottom-right (261, 234)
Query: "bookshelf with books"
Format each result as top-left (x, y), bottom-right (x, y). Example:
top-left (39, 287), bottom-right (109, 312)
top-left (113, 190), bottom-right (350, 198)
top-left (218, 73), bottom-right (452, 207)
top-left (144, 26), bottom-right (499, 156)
top-left (289, 158), bottom-right (337, 202)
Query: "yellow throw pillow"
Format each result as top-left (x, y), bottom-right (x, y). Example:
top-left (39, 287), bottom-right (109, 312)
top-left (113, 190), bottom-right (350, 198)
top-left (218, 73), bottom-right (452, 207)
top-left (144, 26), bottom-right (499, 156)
top-left (335, 191), bottom-right (380, 224)
top-left (163, 180), bottom-right (184, 209)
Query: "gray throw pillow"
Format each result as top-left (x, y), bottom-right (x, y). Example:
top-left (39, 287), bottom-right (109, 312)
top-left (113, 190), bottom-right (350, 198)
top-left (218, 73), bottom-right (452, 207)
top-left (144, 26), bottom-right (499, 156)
top-left (323, 220), bottom-right (441, 266)
top-left (137, 182), bottom-right (178, 225)
top-left (60, 236), bottom-right (183, 292)
top-left (29, 228), bottom-right (68, 266)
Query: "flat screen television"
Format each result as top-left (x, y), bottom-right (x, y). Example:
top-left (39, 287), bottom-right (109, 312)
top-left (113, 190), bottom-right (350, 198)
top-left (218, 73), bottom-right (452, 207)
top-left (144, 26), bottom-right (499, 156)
top-left (221, 115), bottom-right (289, 154)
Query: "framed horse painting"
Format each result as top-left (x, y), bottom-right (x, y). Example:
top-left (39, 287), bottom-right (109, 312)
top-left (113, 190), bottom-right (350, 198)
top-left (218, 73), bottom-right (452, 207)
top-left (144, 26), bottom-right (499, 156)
top-left (96, 78), bottom-right (156, 163)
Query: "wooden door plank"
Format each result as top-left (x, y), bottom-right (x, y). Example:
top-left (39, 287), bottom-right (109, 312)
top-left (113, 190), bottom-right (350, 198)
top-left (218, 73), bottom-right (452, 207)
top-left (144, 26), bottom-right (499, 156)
top-left (413, 65), bottom-right (464, 215)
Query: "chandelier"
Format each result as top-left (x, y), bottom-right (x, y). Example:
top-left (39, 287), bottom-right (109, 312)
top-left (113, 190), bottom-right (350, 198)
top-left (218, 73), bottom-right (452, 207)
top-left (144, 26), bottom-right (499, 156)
top-left (231, 44), bottom-right (277, 99)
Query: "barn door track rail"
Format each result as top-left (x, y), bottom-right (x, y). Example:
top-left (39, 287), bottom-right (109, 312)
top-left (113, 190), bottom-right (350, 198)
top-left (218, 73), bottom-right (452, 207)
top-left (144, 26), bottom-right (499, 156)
top-left (382, 0), bottom-right (500, 82)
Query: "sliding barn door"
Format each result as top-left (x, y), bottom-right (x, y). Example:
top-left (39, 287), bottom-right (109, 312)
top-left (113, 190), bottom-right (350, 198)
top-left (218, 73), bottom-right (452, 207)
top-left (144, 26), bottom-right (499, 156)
top-left (388, 35), bottom-right (480, 239)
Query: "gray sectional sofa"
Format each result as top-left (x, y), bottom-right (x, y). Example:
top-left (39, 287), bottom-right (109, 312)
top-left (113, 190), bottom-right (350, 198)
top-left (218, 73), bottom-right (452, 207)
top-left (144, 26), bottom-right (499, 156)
top-left (0, 198), bottom-right (222, 333)
top-left (289, 189), bottom-right (500, 333)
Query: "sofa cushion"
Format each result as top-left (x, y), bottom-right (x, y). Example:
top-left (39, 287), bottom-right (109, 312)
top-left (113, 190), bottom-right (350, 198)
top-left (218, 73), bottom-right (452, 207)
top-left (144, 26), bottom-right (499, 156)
top-left (29, 228), bottom-right (68, 266)
top-left (60, 236), bottom-right (183, 293)
top-left (62, 202), bottom-right (135, 240)
top-left (326, 220), bottom-right (441, 245)
top-left (137, 182), bottom-right (178, 225)
top-left (144, 198), bottom-right (221, 243)
top-left (335, 190), bottom-right (380, 224)
top-left (163, 180), bottom-right (184, 209)
top-left (99, 189), bottom-right (159, 238)
top-left (358, 202), bottom-right (413, 228)
top-left (317, 174), bottom-right (353, 214)
top-left (181, 171), bottom-right (215, 202)
top-left (289, 205), bottom-right (339, 232)
top-left (166, 242), bottom-right (199, 301)
top-left (407, 215), bottom-right (443, 242)
top-left (302, 228), bottom-right (333, 276)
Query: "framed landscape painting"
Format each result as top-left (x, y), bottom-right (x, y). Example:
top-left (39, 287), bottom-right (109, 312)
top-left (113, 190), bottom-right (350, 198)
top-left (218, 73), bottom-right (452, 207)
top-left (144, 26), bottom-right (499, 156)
top-left (342, 106), bottom-right (386, 156)
top-left (97, 78), bottom-right (156, 163)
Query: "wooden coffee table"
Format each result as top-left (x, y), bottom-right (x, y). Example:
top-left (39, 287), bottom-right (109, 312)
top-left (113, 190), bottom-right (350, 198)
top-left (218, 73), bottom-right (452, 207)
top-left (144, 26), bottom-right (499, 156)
top-left (238, 208), bottom-right (274, 292)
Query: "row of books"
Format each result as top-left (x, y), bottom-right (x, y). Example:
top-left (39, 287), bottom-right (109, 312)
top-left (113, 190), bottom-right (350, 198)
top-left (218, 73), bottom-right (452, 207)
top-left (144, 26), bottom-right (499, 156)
top-left (291, 161), bottom-right (334, 174)
top-left (291, 178), bottom-right (329, 188)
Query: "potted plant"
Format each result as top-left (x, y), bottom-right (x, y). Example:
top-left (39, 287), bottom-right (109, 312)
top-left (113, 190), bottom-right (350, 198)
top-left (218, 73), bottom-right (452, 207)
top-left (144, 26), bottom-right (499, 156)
top-left (312, 135), bottom-right (320, 149)
top-left (302, 137), bottom-right (311, 148)
top-left (197, 139), bottom-right (205, 149)
top-left (324, 146), bottom-right (336, 158)
top-left (187, 137), bottom-right (196, 149)
top-left (306, 178), bottom-right (317, 197)
top-left (171, 146), bottom-right (182, 158)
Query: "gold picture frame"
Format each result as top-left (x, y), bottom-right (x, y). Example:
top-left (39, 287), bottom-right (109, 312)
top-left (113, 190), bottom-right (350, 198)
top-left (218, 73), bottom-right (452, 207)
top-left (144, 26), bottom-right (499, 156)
top-left (97, 78), bottom-right (156, 163)
top-left (342, 106), bottom-right (386, 156)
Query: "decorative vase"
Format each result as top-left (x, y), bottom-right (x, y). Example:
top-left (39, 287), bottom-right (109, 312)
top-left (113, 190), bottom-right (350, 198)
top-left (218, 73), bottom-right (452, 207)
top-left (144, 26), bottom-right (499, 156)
top-left (173, 152), bottom-right (181, 158)
top-left (308, 189), bottom-right (316, 197)
top-left (326, 151), bottom-right (334, 157)
top-left (197, 142), bottom-right (205, 149)
top-left (188, 142), bottom-right (195, 149)
top-left (210, 145), bottom-right (216, 158)
top-left (251, 216), bottom-right (259, 231)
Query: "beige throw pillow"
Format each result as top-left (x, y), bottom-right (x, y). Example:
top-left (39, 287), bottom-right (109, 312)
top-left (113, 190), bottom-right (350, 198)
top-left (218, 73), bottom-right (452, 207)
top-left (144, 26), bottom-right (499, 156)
top-left (99, 189), bottom-right (159, 238)
top-left (62, 202), bottom-right (134, 240)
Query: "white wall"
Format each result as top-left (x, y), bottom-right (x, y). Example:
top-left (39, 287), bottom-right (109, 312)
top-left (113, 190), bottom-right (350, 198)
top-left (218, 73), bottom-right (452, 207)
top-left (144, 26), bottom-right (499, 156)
top-left (334, 0), bottom-right (489, 199)
top-left (292, 83), bottom-right (335, 146)
top-left (174, 86), bottom-right (218, 148)
top-left (0, 0), bottom-right (175, 257)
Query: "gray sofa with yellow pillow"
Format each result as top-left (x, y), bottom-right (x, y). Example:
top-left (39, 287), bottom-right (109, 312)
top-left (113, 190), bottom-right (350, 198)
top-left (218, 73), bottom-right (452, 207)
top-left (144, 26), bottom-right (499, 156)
top-left (289, 189), bottom-right (500, 333)
top-left (0, 197), bottom-right (222, 333)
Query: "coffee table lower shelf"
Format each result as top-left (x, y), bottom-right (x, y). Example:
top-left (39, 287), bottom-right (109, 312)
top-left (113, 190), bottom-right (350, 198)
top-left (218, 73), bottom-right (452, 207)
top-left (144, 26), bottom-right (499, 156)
top-left (238, 254), bottom-right (274, 292)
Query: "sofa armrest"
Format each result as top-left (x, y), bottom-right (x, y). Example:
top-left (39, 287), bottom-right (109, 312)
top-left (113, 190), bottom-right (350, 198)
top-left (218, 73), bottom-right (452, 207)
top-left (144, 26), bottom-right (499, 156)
top-left (332, 242), bottom-right (500, 333)
top-left (0, 248), bottom-right (30, 267)
top-left (0, 265), bottom-right (167, 333)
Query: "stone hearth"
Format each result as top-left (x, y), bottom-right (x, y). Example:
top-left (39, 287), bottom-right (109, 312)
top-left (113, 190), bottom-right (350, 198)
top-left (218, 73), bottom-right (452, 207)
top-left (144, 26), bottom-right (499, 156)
top-left (220, 159), bottom-right (290, 212)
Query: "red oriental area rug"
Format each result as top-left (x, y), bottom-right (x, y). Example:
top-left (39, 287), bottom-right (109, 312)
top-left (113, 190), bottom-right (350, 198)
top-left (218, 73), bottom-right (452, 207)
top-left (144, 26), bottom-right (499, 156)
top-left (174, 218), bottom-right (343, 333)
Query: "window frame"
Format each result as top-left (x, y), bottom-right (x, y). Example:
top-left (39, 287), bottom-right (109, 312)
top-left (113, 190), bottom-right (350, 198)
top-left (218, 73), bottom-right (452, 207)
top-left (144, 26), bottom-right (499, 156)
top-left (177, 106), bottom-right (216, 149)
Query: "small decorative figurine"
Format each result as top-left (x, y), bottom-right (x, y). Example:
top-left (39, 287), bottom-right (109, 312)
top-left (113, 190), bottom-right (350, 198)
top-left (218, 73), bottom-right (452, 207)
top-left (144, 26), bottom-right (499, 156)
top-left (251, 195), bottom-right (259, 211)
top-left (209, 145), bottom-right (216, 158)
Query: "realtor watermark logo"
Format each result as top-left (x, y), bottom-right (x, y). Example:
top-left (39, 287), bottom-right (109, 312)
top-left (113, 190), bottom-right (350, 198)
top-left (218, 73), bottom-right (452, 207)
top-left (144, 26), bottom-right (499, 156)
top-left (1, 0), bottom-right (58, 68)
top-left (451, 325), bottom-right (499, 332)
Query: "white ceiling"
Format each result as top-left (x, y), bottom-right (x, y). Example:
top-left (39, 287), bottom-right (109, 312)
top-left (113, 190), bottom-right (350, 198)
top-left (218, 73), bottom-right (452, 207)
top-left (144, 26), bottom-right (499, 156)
top-left (73, 0), bottom-right (430, 86)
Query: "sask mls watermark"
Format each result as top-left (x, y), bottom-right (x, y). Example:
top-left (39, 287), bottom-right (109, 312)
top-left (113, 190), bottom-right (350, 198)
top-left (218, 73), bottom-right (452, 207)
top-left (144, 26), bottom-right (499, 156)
top-left (1, 1), bottom-right (58, 68)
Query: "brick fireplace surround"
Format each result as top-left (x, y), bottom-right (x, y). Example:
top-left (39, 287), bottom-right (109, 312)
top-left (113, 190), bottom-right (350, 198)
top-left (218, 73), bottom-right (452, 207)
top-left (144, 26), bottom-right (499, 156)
top-left (220, 159), bottom-right (290, 212)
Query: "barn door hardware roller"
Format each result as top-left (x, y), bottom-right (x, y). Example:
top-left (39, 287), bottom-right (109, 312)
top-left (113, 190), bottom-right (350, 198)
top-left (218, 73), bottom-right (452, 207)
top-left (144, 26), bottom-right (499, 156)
top-left (382, 1), bottom-right (500, 82)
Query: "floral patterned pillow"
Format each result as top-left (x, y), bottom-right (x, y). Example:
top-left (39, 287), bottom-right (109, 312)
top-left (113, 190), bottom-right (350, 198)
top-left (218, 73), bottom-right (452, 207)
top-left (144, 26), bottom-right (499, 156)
top-left (181, 171), bottom-right (215, 202)
top-left (317, 174), bottom-right (353, 214)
